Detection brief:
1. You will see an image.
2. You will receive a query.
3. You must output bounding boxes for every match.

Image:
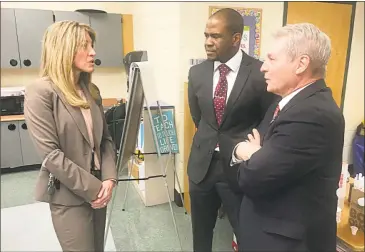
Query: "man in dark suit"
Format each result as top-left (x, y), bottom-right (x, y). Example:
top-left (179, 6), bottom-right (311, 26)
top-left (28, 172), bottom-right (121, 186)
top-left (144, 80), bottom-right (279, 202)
top-left (231, 23), bottom-right (345, 251)
top-left (187, 8), bottom-right (276, 251)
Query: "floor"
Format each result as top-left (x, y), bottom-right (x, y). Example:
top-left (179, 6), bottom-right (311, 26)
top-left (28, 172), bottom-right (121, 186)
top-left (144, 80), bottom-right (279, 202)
top-left (1, 201), bottom-right (117, 251)
top-left (1, 168), bottom-right (233, 251)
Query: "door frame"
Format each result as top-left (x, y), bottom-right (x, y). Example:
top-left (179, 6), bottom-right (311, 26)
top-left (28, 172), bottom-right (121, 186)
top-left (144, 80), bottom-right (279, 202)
top-left (283, 1), bottom-right (357, 111)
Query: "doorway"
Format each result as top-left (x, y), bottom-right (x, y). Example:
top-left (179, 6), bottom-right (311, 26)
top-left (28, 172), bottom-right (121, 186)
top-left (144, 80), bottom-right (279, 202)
top-left (284, 1), bottom-right (356, 109)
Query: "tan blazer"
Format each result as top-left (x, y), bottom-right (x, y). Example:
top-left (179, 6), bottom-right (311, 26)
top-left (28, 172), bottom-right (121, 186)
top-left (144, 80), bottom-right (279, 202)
top-left (24, 77), bottom-right (117, 206)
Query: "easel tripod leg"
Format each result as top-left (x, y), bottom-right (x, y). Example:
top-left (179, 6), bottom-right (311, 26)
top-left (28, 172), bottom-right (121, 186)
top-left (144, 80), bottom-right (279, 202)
top-left (144, 101), bottom-right (183, 251)
top-left (121, 156), bottom-right (134, 211)
top-left (156, 102), bottom-right (187, 214)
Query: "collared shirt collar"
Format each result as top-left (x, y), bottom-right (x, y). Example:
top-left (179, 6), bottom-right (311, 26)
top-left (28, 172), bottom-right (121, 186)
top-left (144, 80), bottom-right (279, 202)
top-left (278, 81), bottom-right (315, 110)
top-left (214, 49), bottom-right (243, 73)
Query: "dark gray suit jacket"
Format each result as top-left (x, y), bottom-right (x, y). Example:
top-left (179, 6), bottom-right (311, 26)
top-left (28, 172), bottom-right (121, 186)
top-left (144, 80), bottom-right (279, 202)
top-left (236, 79), bottom-right (344, 251)
top-left (187, 51), bottom-right (277, 189)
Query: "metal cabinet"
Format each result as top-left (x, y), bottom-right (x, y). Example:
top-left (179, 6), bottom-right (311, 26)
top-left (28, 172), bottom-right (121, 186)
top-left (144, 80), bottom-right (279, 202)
top-left (1, 121), bottom-right (23, 168)
top-left (88, 13), bottom-right (123, 67)
top-left (0, 120), bottom-right (41, 169)
top-left (1, 9), bottom-right (21, 69)
top-left (54, 11), bottom-right (90, 24)
top-left (14, 9), bottom-right (54, 69)
top-left (0, 8), bottom-right (124, 69)
top-left (18, 120), bottom-right (42, 166)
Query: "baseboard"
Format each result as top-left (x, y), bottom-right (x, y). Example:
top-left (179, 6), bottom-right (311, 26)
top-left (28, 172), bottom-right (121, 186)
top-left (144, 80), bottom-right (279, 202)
top-left (1, 164), bottom-right (40, 174)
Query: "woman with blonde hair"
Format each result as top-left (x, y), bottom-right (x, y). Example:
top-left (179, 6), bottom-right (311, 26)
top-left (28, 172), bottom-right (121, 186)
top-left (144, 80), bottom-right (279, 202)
top-left (24, 20), bottom-right (117, 251)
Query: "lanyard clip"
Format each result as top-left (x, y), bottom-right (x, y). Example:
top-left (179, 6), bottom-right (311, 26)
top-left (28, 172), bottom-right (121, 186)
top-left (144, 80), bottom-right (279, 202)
top-left (47, 173), bottom-right (55, 195)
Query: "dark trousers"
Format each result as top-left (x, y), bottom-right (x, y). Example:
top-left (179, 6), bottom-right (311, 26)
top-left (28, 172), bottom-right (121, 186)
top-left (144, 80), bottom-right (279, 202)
top-left (189, 152), bottom-right (242, 252)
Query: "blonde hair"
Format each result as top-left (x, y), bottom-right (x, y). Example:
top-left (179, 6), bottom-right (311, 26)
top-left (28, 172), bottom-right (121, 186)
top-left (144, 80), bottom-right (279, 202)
top-left (40, 20), bottom-right (99, 108)
top-left (273, 23), bottom-right (331, 78)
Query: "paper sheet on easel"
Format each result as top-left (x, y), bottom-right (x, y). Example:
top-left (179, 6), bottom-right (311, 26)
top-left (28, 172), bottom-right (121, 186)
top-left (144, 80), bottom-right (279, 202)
top-left (130, 61), bottom-right (160, 106)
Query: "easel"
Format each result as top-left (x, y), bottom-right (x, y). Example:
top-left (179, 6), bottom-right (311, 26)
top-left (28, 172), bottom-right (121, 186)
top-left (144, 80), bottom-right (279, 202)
top-left (104, 63), bottom-right (186, 251)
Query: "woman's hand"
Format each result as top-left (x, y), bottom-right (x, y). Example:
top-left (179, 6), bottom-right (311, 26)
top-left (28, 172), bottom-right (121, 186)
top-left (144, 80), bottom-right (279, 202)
top-left (91, 179), bottom-right (116, 209)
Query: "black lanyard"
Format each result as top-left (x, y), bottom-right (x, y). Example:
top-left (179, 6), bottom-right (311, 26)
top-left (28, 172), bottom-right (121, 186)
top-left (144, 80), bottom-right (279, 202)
top-left (91, 147), bottom-right (96, 171)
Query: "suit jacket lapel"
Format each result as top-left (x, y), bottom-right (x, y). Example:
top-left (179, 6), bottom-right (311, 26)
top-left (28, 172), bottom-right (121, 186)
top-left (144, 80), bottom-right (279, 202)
top-left (261, 99), bottom-right (280, 144)
top-left (262, 79), bottom-right (327, 143)
top-left (280, 79), bottom-right (327, 115)
top-left (221, 52), bottom-right (252, 125)
top-left (202, 61), bottom-right (219, 129)
top-left (51, 83), bottom-right (91, 146)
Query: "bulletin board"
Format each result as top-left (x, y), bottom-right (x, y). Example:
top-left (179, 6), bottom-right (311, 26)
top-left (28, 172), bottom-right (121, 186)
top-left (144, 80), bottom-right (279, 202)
top-left (209, 6), bottom-right (262, 59)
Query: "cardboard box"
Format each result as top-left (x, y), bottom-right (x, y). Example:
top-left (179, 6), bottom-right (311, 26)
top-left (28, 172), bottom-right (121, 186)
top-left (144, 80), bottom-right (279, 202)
top-left (128, 160), bottom-right (140, 183)
top-left (348, 188), bottom-right (364, 233)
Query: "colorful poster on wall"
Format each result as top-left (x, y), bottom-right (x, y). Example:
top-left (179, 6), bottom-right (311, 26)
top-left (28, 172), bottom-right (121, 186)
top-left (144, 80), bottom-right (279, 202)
top-left (209, 6), bottom-right (262, 59)
top-left (241, 26), bottom-right (250, 54)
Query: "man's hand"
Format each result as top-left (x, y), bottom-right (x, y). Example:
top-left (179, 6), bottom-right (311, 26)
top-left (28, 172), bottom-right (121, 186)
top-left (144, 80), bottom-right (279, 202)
top-left (247, 128), bottom-right (261, 146)
top-left (235, 129), bottom-right (262, 161)
top-left (91, 179), bottom-right (116, 209)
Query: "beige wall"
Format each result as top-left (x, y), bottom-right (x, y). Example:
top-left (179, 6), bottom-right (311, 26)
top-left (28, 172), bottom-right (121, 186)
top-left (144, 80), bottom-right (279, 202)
top-left (0, 1), bottom-right (135, 99)
top-left (1, 2), bottom-right (363, 191)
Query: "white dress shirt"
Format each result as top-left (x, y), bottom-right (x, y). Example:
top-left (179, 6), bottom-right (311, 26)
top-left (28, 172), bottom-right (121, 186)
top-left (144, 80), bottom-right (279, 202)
top-left (276, 84), bottom-right (310, 111)
top-left (231, 83), bottom-right (313, 164)
top-left (213, 49), bottom-right (243, 100)
top-left (214, 49), bottom-right (243, 151)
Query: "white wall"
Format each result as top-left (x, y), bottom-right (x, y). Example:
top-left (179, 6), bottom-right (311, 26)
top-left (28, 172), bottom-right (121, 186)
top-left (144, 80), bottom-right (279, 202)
top-left (129, 3), bottom-right (184, 190)
top-left (342, 2), bottom-right (364, 164)
top-left (0, 1), bottom-right (135, 99)
top-left (132, 2), bottom-right (181, 108)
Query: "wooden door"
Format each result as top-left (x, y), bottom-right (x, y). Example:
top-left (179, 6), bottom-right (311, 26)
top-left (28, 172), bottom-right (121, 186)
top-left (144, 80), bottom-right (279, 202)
top-left (285, 2), bottom-right (355, 108)
top-left (183, 82), bottom-right (196, 214)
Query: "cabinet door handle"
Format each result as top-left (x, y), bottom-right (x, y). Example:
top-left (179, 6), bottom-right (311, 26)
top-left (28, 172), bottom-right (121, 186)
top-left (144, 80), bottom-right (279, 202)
top-left (10, 59), bottom-right (18, 67)
top-left (23, 59), bottom-right (32, 67)
top-left (95, 59), bottom-right (101, 66)
top-left (8, 124), bottom-right (16, 131)
top-left (21, 123), bottom-right (27, 130)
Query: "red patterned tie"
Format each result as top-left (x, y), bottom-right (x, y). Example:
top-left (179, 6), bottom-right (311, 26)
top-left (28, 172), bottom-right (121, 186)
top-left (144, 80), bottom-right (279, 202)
top-left (214, 64), bottom-right (231, 126)
top-left (271, 104), bottom-right (280, 122)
